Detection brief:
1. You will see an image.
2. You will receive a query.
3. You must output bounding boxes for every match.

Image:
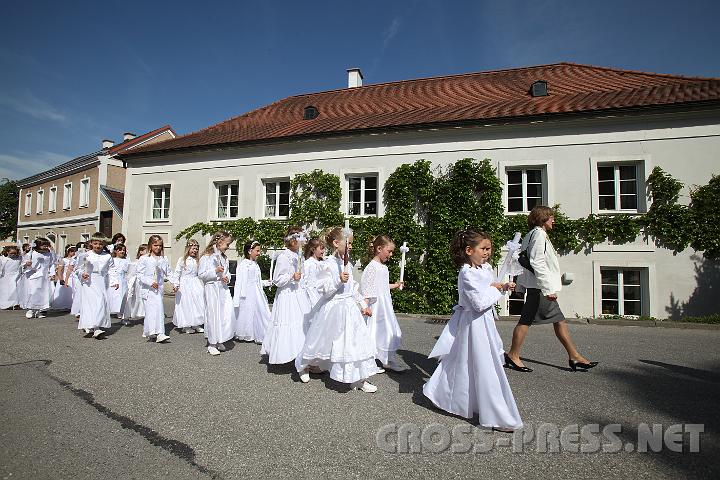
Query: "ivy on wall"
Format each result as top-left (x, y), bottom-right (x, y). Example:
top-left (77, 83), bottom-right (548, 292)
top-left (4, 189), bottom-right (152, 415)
top-left (176, 161), bottom-right (717, 314)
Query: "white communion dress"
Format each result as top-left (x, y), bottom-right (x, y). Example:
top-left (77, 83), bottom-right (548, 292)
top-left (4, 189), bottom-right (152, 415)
top-left (360, 259), bottom-right (403, 366)
top-left (171, 257), bottom-right (206, 329)
top-left (233, 258), bottom-right (271, 343)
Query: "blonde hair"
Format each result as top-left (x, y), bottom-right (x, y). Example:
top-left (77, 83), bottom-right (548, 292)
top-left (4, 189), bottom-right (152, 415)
top-left (146, 235), bottom-right (164, 256)
top-left (203, 231), bottom-right (232, 257)
top-left (182, 239), bottom-right (200, 264)
top-left (368, 235), bottom-right (394, 259)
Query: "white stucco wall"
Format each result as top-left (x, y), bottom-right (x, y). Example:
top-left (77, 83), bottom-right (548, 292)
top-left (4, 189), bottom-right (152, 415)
top-left (123, 108), bottom-right (720, 318)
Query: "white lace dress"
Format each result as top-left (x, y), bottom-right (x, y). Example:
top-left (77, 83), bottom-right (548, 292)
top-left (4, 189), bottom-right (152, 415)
top-left (171, 257), bottom-right (205, 329)
top-left (360, 259), bottom-right (402, 365)
top-left (233, 259), bottom-right (271, 343)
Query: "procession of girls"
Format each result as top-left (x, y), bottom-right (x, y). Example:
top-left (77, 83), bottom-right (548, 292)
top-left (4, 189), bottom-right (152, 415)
top-left (1, 205), bottom-right (598, 431)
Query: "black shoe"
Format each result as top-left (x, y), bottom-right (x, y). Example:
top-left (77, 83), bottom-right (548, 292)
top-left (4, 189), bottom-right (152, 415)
top-left (569, 360), bottom-right (599, 371)
top-left (504, 353), bottom-right (533, 372)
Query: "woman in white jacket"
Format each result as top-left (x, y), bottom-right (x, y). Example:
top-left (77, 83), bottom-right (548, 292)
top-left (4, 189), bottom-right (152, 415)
top-left (506, 206), bottom-right (598, 373)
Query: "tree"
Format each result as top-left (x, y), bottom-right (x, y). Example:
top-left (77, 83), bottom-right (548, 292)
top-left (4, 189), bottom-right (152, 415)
top-left (0, 178), bottom-right (19, 240)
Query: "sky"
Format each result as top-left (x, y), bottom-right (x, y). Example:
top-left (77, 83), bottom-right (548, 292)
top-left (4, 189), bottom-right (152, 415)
top-left (1, 0), bottom-right (719, 180)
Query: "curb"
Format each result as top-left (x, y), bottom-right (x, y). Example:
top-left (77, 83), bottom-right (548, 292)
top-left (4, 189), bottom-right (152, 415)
top-left (396, 313), bottom-right (720, 331)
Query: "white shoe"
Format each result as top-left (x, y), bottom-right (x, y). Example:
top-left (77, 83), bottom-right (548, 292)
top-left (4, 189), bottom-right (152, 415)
top-left (25, 310), bottom-right (34, 318)
top-left (376, 368), bottom-right (386, 374)
top-left (195, 326), bottom-right (204, 333)
top-left (83, 328), bottom-right (91, 334)
top-left (93, 329), bottom-right (105, 338)
top-left (216, 343), bottom-right (226, 352)
top-left (384, 363), bottom-right (407, 372)
top-left (36, 312), bottom-right (46, 318)
top-left (299, 372), bottom-right (310, 383)
top-left (156, 333), bottom-right (170, 343)
top-left (207, 346), bottom-right (221, 356)
top-left (358, 381), bottom-right (378, 393)
top-left (183, 327), bottom-right (195, 334)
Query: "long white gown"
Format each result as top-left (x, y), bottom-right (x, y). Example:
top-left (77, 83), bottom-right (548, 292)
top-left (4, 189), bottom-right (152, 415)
top-left (296, 256), bottom-right (379, 384)
top-left (119, 261), bottom-right (145, 320)
top-left (23, 250), bottom-right (54, 311)
top-left (136, 255), bottom-right (170, 337)
top-left (78, 251), bottom-right (116, 331)
top-left (16, 253), bottom-right (30, 309)
top-left (260, 248), bottom-right (311, 364)
top-left (360, 259), bottom-right (403, 366)
top-left (198, 253), bottom-right (234, 345)
top-left (70, 251), bottom-right (87, 317)
top-left (0, 255), bottom-right (21, 309)
top-left (171, 257), bottom-right (205, 329)
top-left (233, 259), bottom-right (271, 343)
top-left (423, 264), bottom-right (523, 429)
top-left (51, 257), bottom-right (74, 310)
top-left (302, 256), bottom-right (323, 307)
top-left (107, 257), bottom-right (129, 314)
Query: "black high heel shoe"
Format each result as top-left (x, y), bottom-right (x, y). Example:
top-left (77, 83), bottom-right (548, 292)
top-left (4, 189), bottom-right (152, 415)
top-left (504, 353), bottom-right (533, 372)
top-left (568, 360), bottom-right (599, 371)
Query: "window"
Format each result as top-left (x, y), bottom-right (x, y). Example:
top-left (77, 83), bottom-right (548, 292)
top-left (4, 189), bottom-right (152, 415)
top-left (80, 233), bottom-right (90, 242)
top-left (347, 175), bottom-right (378, 216)
top-left (79, 178), bottom-right (90, 208)
top-left (36, 189), bottom-right (44, 214)
top-left (58, 234), bottom-right (66, 255)
top-left (63, 183), bottom-right (72, 210)
top-left (601, 268), bottom-right (644, 317)
top-left (49, 187), bottom-right (57, 212)
top-left (150, 185), bottom-right (171, 220)
top-left (598, 164), bottom-right (638, 211)
top-left (23, 235), bottom-right (29, 244)
top-left (24, 193), bottom-right (32, 216)
top-left (506, 169), bottom-right (543, 213)
top-left (264, 180), bottom-right (290, 218)
top-left (216, 182), bottom-right (239, 218)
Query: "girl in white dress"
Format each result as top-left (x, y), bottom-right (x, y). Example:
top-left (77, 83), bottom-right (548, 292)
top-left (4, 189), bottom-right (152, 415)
top-left (423, 230), bottom-right (522, 431)
top-left (261, 226), bottom-right (312, 364)
top-left (119, 244), bottom-right (147, 325)
top-left (361, 235), bottom-right (405, 372)
top-left (22, 238), bottom-right (55, 318)
top-left (198, 231), bottom-right (234, 355)
top-left (78, 233), bottom-right (118, 339)
top-left (107, 244), bottom-right (130, 316)
top-left (233, 240), bottom-right (271, 343)
top-left (51, 246), bottom-right (76, 311)
top-left (136, 235), bottom-right (171, 343)
top-left (296, 227), bottom-right (379, 392)
top-left (302, 237), bottom-right (325, 308)
top-left (0, 246), bottom-right (22, 309)
top-left (68, 242), bottom-right (88, 318)
top-left (16, 244), bottom-right (31, 310)
top-left (171, 239), bottom-right (206, 334)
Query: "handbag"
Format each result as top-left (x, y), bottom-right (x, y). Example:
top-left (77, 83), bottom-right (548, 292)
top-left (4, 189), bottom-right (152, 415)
top-left (518, 230), bottom-right (546, 274)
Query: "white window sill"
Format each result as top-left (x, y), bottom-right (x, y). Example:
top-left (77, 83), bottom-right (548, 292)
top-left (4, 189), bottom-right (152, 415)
top-left (346, 214), bottom-right (379, 218)
top-left (146, 219), bottom-right (171, 224)
top-left (596, 210), bottom-right (644, 215)
top-left (78, 205), bottom-right (89, 209)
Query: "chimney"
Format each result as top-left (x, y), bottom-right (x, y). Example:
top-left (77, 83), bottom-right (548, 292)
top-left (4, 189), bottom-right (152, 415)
top-left (347, 68), bottom-right (363, 88)
top-left (102, 139), bottom-right (115, 149)
top-left (123, 132), bottom-right (137, 141)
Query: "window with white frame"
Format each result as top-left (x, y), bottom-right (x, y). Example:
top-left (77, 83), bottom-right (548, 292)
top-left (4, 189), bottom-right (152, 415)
top-left (79, 178), bottom-right (90, 208)
top-left (36, 189), bottom-right (44, 214)
top-left (506, 168), bottom-right (544, 213)
top-left (63, 183), bottom-right (72, 210)
top-left (150, 185), bottom-right (171, 220)
top-left (347, 174), bottom-right (378, 216)
top-left (264, 180), bottom-right (290, 218)
top-left (24, 193), bottom-right (32, 216)
top-left (601, 268), bottom-right (645, 317)
top-left (49, 187), bottom-right (57, 212)
top-left (80, 233), bottom-right (90, 242)
top-left (216, 182), bottom-right (239, 218)
top-left (597, 164), bottom-right (638, 211)
top-left (58, 234), bottom-right (66, 255)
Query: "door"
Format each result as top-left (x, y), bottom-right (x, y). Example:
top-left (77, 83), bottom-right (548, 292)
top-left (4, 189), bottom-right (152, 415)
top-left (100, 210), bottom-right (113, 238)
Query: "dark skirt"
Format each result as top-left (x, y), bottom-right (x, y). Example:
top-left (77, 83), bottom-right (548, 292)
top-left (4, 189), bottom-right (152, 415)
top-left (519, 288), bottom-right (565, 326)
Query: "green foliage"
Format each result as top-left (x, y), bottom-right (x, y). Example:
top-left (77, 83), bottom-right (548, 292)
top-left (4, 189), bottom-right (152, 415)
top-left (289, 169), bottom-right (343, 229)
top-left (689, 175), bottom-right (720, 259)
top-left (644, 166), bottom-right (694, 253)
top-left (679, 313), bottom-right (720, 325)
top-left (0, 178), bottom-right (19, 239)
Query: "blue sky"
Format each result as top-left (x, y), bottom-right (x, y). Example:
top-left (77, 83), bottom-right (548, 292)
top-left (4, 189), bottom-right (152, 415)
top-left (2, 0), bottom-right (719, 180)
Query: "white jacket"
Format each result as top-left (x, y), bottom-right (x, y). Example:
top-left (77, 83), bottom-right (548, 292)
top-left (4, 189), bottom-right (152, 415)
top-left (517, 227), bottom-right (562, 296)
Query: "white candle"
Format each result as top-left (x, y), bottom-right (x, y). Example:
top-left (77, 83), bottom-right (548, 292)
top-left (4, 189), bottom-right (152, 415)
top-left (399, 241), bottom-right (409, 290)
top-left (269, 251), bottom-right (276, 281)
